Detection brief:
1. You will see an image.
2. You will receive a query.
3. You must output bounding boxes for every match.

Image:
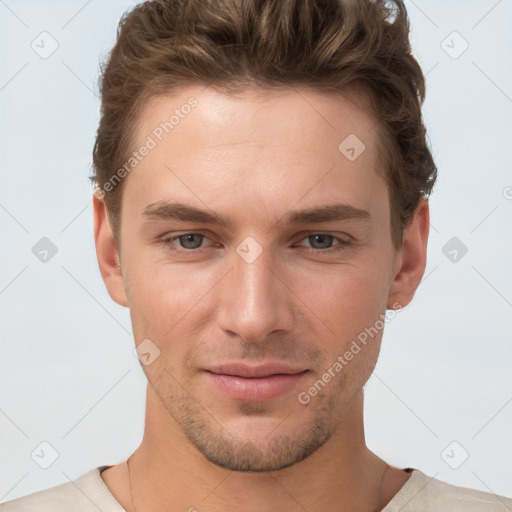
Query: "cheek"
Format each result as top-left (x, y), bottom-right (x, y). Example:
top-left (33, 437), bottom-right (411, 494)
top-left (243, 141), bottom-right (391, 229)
top-left (292, 261), bottom-right (391, 340)
top-left (126, 253), bottom-right (209, 308)
top-left (303, 267), bottom-right (388, 396)
top-left (124, 259), bottom-right (217, 359)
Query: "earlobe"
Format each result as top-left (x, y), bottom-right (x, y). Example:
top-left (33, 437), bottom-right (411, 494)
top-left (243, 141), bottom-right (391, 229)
top-left (386, 198), bottom-right (430, 309)
top-left (93, 193), bottom-right (129, 307)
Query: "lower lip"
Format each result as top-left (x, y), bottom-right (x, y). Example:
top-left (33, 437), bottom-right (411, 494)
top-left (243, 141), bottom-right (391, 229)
top-left (205, 371), bottom-right (309, 402)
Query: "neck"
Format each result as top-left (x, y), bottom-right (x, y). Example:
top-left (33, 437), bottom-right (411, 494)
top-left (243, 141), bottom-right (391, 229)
top-left (121, 386), bottom-right (401, 512)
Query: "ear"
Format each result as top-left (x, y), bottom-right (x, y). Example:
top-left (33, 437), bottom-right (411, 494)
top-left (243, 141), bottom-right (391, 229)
top-left (387, 197), bottom-right (430, 309)
top-left (93, 192), bottom-right (128, 307)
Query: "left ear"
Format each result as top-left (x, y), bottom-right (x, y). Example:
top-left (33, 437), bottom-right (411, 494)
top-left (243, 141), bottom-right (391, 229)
top-left (387, 197), bottom-right (430, 309)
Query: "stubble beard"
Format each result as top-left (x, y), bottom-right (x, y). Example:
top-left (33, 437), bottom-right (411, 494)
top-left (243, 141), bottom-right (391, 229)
top-left (147, 368), bottom-right (348, 472)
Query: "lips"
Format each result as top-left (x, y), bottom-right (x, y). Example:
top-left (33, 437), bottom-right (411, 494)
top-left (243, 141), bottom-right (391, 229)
top-left (206, 362), bottom-right (307, 378)
top-left (204, 362), bottom-right (309, 402)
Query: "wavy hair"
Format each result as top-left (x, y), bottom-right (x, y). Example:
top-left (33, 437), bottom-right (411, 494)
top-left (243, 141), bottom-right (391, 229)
top-left (92, 0), bottom-right (437, 249)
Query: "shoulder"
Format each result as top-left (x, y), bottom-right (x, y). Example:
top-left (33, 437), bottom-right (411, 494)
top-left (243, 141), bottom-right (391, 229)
top-left (386, 469), bottom-right (512, 512)
top-left (426, 475), bottom-right (512, 511)
top-left (0, 476), bottom-right (84, 512)
top-left (0, 466), bottom-right (124, 512)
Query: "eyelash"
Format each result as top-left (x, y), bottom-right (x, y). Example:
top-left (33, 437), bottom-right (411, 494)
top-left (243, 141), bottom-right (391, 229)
top-left (157, 232), bottom-right (351, 255)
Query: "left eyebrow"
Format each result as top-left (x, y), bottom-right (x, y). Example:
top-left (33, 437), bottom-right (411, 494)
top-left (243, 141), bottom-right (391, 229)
top-left (141, 201), bottom-right (371, 227)
top-left (284, 203), bottom-right (371, 224)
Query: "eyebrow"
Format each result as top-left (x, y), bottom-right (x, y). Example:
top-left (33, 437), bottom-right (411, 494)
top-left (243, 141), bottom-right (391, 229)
top-left (142, 201), bottom-right (371, 227)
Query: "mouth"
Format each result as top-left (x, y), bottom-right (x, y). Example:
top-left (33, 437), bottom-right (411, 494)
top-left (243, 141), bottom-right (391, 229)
top-left (204, 363), bottom-right (309, 402)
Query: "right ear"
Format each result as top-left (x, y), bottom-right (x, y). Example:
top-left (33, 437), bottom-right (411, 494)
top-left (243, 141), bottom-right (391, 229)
top-left (93, 192), bottom-right (128, 307)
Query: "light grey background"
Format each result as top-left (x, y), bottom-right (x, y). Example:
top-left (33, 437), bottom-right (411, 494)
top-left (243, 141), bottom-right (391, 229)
top-left (1, 0), bottom-right (511, 504)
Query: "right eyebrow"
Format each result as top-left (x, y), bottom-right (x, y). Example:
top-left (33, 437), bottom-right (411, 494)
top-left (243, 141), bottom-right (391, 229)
top-left (142, 201), bottom-right (230, 227)
top-left (141, 200), bottom-right (371, 229)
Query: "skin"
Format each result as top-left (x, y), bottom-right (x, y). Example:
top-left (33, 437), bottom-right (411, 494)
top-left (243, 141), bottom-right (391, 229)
top-left (94, 85), bottom-right (430, 512)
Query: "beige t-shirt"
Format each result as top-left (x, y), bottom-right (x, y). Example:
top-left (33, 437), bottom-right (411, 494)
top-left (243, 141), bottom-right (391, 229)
top-left (0, 466), bottom-right (510, 511)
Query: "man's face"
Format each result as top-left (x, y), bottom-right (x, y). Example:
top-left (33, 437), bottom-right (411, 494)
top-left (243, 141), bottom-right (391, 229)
top-left (111, 85), bottom-right (403, 471)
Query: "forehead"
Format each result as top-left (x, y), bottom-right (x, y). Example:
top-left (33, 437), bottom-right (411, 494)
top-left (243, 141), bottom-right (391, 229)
top-left (136, 84), bottom-right (379, 152)
top-left (123, 84), bottom-right (388, 225)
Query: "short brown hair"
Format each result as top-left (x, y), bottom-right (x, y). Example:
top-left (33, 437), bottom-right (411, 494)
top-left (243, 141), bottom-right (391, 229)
top-left (91, 0), bottom-right (437, 249)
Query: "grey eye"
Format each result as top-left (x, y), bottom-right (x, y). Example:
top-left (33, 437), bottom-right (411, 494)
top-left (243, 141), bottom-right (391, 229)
top-left (178, 234), bottom-right (204, 249)
top-left (308, 234), bottom-right (335, 249)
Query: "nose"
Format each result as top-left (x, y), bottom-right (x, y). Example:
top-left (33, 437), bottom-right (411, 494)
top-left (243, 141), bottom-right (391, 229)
top-left (216, 245), bottom-right (294, 343)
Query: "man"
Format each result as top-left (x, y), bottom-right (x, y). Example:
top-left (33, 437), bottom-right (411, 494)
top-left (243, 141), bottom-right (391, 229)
top-left (1, 0), bottom-right (510, 510)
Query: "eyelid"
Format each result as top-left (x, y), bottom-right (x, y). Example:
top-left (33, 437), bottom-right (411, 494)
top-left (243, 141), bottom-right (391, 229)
top-left (295, 230), bottom-right (352, 242)
top-left (161, 231), bottom-right (219, 250)
top-left (158, 230), bottom-right (353, 253)
top-left (157, 233), bottom-right (225, 259)
top-left (293, 232), bottom-right (352, 252)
